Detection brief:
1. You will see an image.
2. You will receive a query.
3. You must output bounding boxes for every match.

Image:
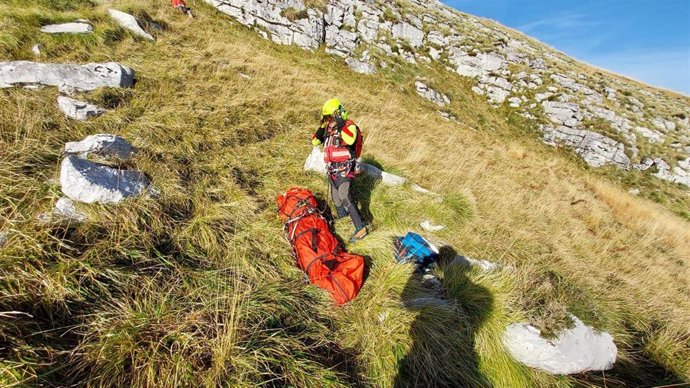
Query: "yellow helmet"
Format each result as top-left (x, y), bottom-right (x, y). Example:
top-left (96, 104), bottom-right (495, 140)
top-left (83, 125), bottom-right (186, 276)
top-left (321, 98), bottom-right (341, 117)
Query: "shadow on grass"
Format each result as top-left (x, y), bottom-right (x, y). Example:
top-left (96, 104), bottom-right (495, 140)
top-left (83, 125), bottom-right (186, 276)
top-left (394, 245), bottom-right (493, 387)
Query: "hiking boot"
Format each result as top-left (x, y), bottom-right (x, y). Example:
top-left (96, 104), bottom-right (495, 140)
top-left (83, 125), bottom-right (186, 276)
top-left (335, 206), bottom-right (349, 219)
top-left (349, 227), bottom-right (368, 243)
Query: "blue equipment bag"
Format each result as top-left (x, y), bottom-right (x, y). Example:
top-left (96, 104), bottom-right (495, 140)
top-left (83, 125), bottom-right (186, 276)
top-left (394, 232), bottom-right (439, 269)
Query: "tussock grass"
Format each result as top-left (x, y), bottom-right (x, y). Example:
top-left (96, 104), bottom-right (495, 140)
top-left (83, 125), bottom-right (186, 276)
top-left (0, 0), bottom-right (688, 386)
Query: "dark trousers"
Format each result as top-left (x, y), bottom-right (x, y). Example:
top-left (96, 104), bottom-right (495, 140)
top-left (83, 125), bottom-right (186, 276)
top-left (329, 176), bottom-right (365, 230)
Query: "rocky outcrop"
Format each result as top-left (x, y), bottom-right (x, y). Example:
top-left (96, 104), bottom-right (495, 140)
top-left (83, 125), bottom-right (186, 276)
top-left (652, 157), bottom-right (690, 187)
top-left (503, 315), bottom-right (617, 375)
top-left (415, 81), bottom-right (450, 106)
top-left (204, 0), bottom-right (690, 186)
top-left (205, 0), bottom-right (323, 50)
top-left (40, 22), bottom-right (93, 34)
top-left (451, 255), bottom-right (500, 272)
top-left (0, 61), bottom-right (135, 91)
top-left (107, 9), bottom-right (154, 41)
top-left (57, 96), bottom-right (105, 121)
top-left (542, 125), bottom-right (630, 168)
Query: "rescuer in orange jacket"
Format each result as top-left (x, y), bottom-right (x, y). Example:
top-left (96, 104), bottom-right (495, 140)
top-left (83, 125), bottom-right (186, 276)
top-left (312, 98), bottom-right (368, 243)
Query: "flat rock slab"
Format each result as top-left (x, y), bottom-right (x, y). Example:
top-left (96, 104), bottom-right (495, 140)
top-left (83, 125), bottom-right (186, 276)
top-left (107, 9), bottom-right (154, 41)
top-left (304, 147), bottom-right (408, 186)
top-left (452, 255), bottom-right (500, 272)
top-left (40, 22), bottom-right (93, 34)
top-left (0, 61), bottom-right (135, 91)
top-left (503, 315), bottom-right (617, 375)
top-left (420, 220), bottom-right (445, 232)
top-left (57, 96), bottom-right (105, 121)
top-left (60, 156), bottom-right (149, 204)
top-left (65, 134), bottom-right (136, 160)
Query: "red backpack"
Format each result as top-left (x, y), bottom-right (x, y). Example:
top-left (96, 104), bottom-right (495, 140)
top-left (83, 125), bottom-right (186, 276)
top-left (276, 187), bottom-right (365, 304)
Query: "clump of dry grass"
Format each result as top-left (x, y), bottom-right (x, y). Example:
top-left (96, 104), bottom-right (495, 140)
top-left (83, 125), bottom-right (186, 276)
top-left (0, 0), bottom-right (689, 387)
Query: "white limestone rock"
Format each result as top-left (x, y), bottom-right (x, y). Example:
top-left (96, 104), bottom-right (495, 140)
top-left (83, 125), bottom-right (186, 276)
top-left (420, 220), bottom-right (445, 232)
top-left (360, 163), bottom-right (407, 185)
top-left (0, 61), bottom-right (135, 91)
top-left (503, 315), bottom-right (617, 375)
top-left (452, 255), bottom-right (500, 272)
top-left (392, 22), bottom-right (424, 48)
top-left (32, 44), bottom-right (41, 57)
top-left (54, 197), bottom-right (87, 222)
top-left (542, 101), bottom-right (582, 128)
top-left (346, 51), bottom-right (375, 74)
top-left (60, 156), bottom-right (150, 204)
top-left (634, 126), bottom-right (664, 144)
top-left (542, 125), bottom-right (630, 168)
top-left (415, 81), bottom-right (450, 106)
top-left (107, 9), bottom-right (154, 41)
top-left (64, 134), bottom-right (136, 160)
top-left (653, 157), bottom-right (690, 187)
top-left (206, 0), bottom-right (324, 50)
top-left (40, 22), bottom-right (93, 34)
top-left (57, 96), bottom-right (105, 121)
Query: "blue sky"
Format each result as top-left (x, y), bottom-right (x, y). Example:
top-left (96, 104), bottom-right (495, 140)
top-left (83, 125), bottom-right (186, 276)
top-left (441, 0), bottom-right (690, 96)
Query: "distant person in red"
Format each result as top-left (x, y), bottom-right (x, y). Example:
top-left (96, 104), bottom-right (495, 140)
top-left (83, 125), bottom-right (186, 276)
top-left (171, 0), bottom-right (194, 18)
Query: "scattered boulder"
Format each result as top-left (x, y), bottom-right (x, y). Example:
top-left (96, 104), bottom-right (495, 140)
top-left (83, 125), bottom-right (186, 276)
top-left (0, 61), bottom-right (135, 91)
top-left (40, 22), bottom-right (92, 34)
top-left (57, 96), bottom-right (105, 121)
top-left (107, 9), bottom-right (155, 41)
top-left (64, 134), bottom-right (136, 160)
top-left (503, 315), bottom-right (617, 375)
top-left (415, 81), bottom-right (450, 106)
top-left (60, 156), bottom-right (150, 204)
top-left (32, 44), bottom-right (41, 57)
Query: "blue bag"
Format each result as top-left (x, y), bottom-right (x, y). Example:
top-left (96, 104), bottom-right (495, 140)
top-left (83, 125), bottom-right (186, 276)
top-left (394, 232), bottom-right (439, 269)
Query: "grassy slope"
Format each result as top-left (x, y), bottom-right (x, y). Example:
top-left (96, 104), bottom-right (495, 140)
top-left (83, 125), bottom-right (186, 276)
top-left (0, 0), bottom-right (689, 386)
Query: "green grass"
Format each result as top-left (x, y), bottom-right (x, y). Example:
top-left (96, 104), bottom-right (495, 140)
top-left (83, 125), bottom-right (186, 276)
top-left (1, 0), bottom-right (689, 387)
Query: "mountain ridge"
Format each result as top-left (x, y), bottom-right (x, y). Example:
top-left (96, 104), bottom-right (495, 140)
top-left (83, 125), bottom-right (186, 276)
top-left (204, 0), bottom-right (690, 188)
